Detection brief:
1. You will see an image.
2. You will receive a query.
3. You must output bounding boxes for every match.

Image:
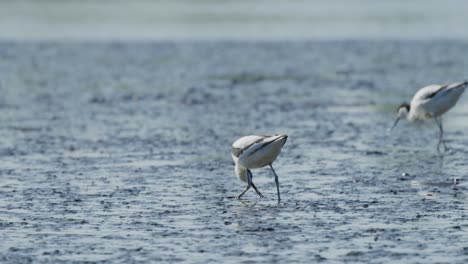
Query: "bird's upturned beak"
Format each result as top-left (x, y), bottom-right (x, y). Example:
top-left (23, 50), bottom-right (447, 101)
top-left (390, 117), bottom-right (401, 131)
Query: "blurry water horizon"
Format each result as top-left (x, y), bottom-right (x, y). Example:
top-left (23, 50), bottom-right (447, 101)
top-left (1, 0), bottom-right (468, 41)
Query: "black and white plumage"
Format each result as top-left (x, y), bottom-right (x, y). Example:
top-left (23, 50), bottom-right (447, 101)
top-left (392, 81), bottom-right (467, 152)
top-left (231, 134), bottom-right (288, 202)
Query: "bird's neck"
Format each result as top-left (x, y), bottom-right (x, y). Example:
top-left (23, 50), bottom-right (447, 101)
top-left (235, 165), bottom-right (248, 181)
top-left (407, 110), bottom-right (417, 122)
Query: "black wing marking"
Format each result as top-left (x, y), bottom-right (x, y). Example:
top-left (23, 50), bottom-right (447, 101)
top-left (232, 147), bottom-right (243, 157)
top-left (237, 135), bottom-right (287, 158)
top-left (244, 138), bottom-right (276, 157)
top-left (424, 82), bottom-right (468, 100)
top-left (231, 136), bottom-right (268, 158)
top-left (424, 84), bottom-right (449, 100)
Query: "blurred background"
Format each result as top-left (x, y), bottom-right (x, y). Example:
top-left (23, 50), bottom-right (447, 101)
top-left (1, 0), bottom-right (468, 41)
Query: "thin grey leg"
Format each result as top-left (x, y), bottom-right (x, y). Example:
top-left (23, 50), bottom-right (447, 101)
top-left (251, 182), bottom-right (264, 198)
top-left (434, 117), bottom-right (445, 153)
top-left (269, 164), bottom-right (281, 203)
top-left (440, 117), bottom-right (448, 151)
top-left (247, 170), bottom-right (264, 198)
top-left (237, 171), bottom-right (252, 199)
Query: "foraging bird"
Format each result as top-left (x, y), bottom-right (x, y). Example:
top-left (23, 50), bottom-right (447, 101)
top-left (391, 81), bottom-right (467, 152)
top-left (231, 134), bottom-right (288, 202)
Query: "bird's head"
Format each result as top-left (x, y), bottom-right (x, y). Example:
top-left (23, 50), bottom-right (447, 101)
top-left (391, 103), bottom-right (410, 130)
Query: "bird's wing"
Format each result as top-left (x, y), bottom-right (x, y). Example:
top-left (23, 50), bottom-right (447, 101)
top-left (232, 135), bottom-right (268, 158)
top-left (410, 82), bottom-right (467, 118)
top-left (237, 135), bottom-right (286, 159)
top-left (413, 82), bottom-right (467, 102)
top-left (429, 82), bottom-right (467, 100)
top-left (232, 135), bottom-right (286, 158)
top-left (412, 84), bottom-right (449, 102)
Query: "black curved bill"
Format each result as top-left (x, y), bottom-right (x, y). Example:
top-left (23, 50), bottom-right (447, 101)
top-left (390, 117), bottom-right (401, 131)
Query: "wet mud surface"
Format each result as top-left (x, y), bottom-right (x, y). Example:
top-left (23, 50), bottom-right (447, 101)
top-left (0, 41), bottom-right (467, 263)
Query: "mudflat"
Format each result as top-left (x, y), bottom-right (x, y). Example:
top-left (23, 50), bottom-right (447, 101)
top-left (0, 41), bottom-right (467, 263)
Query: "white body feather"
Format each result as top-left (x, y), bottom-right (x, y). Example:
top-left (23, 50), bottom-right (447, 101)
top-left (231, 134), bottom-right (287, 183)
top-left (408, 82), bottom-right (466, 121)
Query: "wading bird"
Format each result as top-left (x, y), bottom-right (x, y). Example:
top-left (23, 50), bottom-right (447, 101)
top-left (391, 81), bottom-right (467, 152)
top-left (231, 134), bottom-right (288, 202)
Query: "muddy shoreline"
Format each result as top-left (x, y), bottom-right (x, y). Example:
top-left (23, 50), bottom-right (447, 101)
top-left (0, 41), bottom-right (467, 263)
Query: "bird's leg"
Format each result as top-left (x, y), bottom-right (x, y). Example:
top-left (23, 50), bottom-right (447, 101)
top-left (269, 164), bottom-right (281, 203)
top-left (434, 116), bottom-right (446, 153)
top-left (440, 117), bottom-right (448, 151)
top-left (250, 183), bottom-right (264, 198)
top-left (248, 170), bottom-right (264, 198)
top-left (237, 170), bottom-right (252, 199)
top-left (434, 117), bottom-right (442, 153)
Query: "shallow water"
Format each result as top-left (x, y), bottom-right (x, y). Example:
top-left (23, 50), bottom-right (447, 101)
top-left (0, 41), bottom-right (467, 263)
